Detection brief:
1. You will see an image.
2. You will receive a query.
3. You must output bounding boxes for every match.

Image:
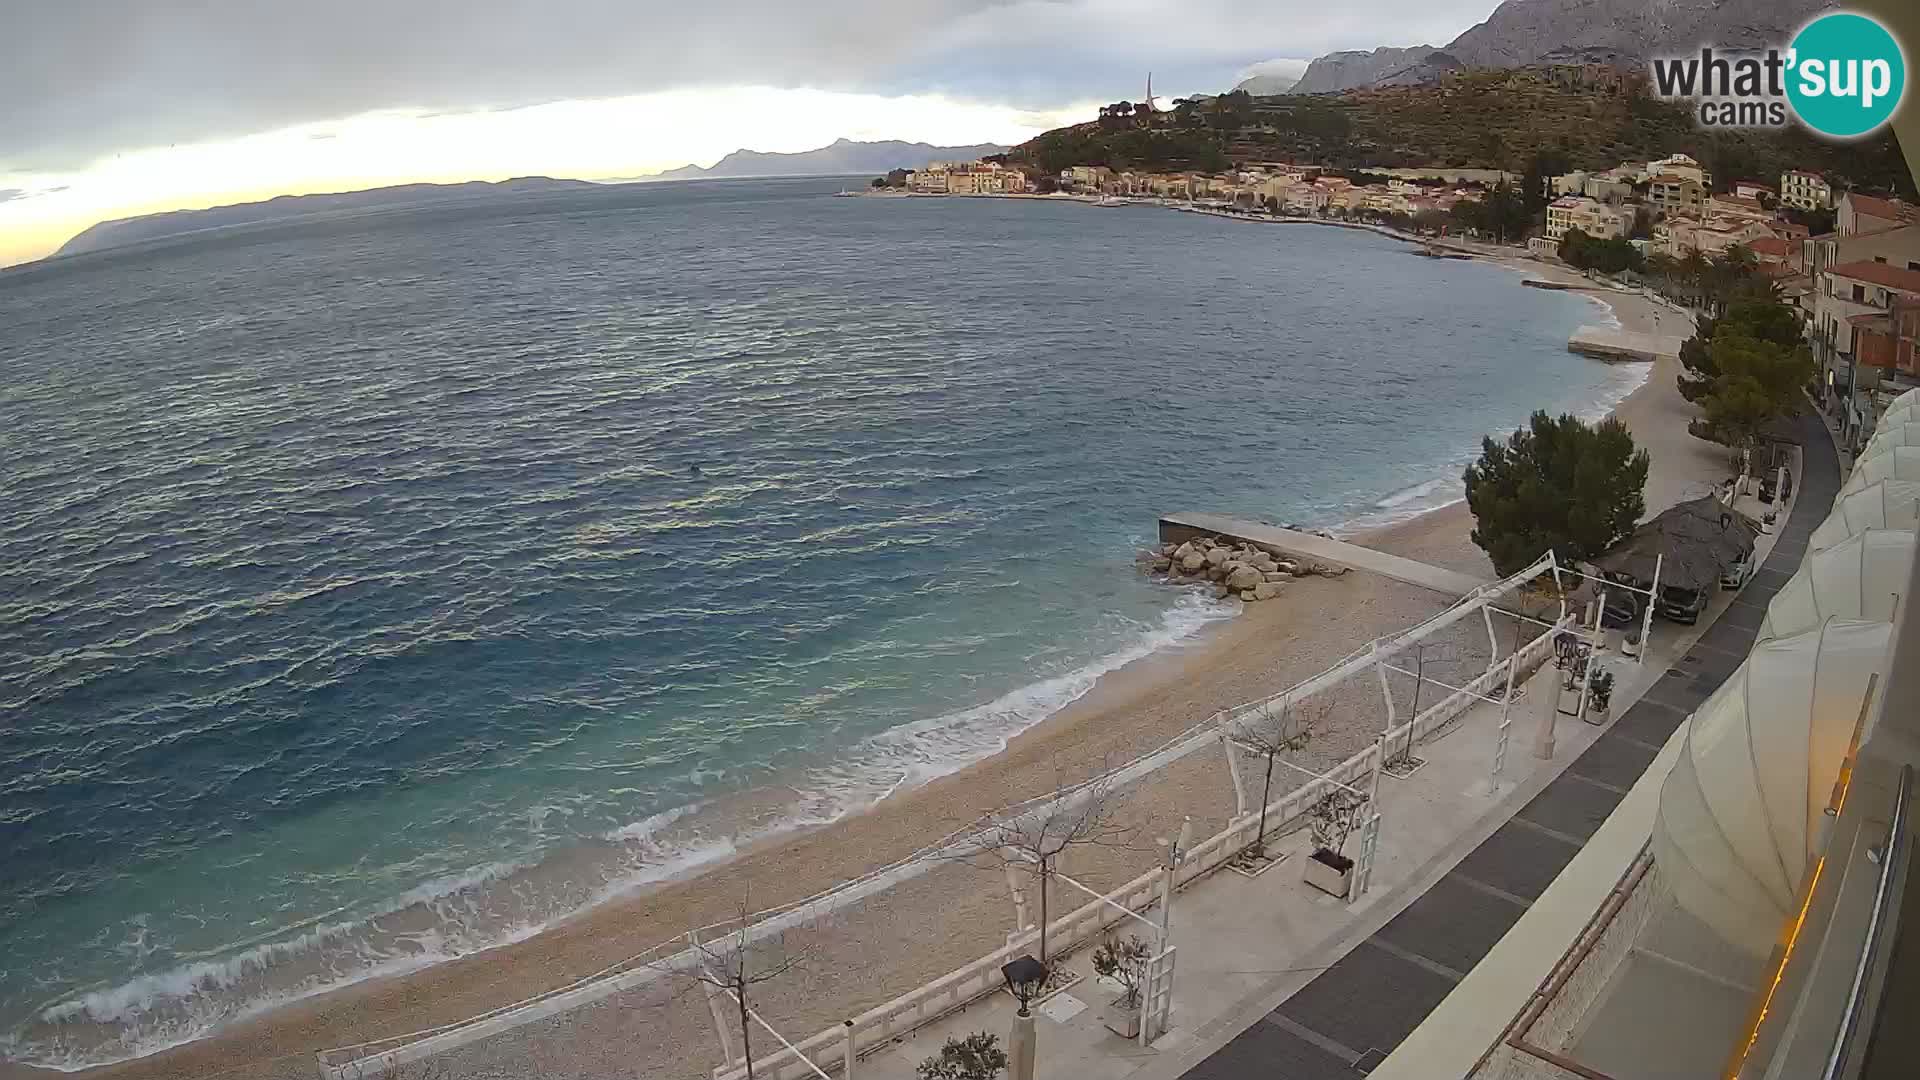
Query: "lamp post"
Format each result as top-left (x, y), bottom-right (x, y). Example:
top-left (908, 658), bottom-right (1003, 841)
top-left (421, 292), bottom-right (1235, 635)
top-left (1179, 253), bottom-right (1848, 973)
top-left (1001, 955), bottom-right (1046, 1080)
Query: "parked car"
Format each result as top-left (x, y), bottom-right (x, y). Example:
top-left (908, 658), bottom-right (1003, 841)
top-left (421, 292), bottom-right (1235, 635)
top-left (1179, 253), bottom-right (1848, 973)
top-left (1659, 585), bottom-right (1709, 624)
top-left (1600, 590), bottom-right (1643, 629)
top-left (1720, 553), bottom-right (1752, 590)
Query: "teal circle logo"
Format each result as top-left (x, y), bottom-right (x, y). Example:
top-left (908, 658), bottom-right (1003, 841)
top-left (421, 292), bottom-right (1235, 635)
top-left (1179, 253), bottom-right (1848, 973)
top-left (1786, 12), bottom-right (1906, 138)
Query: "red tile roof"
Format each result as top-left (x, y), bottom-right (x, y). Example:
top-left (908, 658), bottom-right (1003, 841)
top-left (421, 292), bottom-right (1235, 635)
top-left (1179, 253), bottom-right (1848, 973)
top-left (1829, 260), bottom-right (1920, 294)
top-left (1748, 236), bottom-right (1794, 257)
top-left (1848, 194), bottom-right (1919, 223)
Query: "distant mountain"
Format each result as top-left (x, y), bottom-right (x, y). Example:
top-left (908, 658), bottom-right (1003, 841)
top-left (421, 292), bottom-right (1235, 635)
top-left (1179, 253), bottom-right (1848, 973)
top-left (1234, 72), bottom-right (1301, 95)
top-left (54, 177), bottom-right (594, 258)
top-left (653, 138), bottom-right (1010, 181)
top-left (1289, 0), bottom-right (1834, 94)
top-left (1292, 47), bottom-right (1438, 95)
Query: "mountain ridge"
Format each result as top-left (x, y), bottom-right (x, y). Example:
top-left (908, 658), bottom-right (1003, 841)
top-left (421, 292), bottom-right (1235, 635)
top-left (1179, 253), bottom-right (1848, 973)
top-left (653, 138), bottom-right (1010, 181)
top-left (1290, 0), bottom-right (1837, 94)
top-left (53, 176), bottom-right (594, 259)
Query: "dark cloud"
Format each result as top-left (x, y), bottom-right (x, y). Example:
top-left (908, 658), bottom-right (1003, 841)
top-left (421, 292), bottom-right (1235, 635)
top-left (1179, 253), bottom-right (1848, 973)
top-left (6, 1), bottom-right (1487, 171)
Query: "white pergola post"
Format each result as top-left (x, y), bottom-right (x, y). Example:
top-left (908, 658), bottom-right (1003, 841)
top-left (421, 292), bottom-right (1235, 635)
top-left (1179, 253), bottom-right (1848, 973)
top-left (1220, 734), bottom-right (1250, 818)
top-left (1482, 604), bottom-right (1500, 669)
top-left (1638, 553), bottom-right (1663, 667)
top-left (1574, 590), bottom-right (1603, 723)
top-left (1374, 643), bottom-right (1398, 762)
top-left (1493, 651), bottom-right (1520, 779)
top-left (843, 1020), bottom-right (857, 1079)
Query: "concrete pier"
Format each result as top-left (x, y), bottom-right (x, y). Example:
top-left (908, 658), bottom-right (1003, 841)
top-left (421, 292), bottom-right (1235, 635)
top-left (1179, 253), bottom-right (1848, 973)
top-left (1567, 325), bottom-right (1684, 363)
top-left (1158, 512), bottom-right (1491, 597)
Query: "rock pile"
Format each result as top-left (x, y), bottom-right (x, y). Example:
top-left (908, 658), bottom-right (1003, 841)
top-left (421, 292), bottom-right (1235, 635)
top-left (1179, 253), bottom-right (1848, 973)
top-left (1141, 535), bottom-right (1302, 602)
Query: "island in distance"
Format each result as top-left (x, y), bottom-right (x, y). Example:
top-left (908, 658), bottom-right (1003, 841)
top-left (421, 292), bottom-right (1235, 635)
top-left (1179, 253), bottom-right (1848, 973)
top-left (52, 176), bottom-right (595, 259)
top-left (649, 138), bottom-right (1010, 181)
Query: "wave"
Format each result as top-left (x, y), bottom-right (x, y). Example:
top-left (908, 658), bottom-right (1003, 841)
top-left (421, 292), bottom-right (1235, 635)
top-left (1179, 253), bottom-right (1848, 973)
top-left (1, 594), bottom-right (1235, 1071)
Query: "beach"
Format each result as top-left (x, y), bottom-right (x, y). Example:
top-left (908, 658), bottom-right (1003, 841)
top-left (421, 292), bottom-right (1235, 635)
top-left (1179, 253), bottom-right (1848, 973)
top-left (1, 234), bottom-right (1717, 1080)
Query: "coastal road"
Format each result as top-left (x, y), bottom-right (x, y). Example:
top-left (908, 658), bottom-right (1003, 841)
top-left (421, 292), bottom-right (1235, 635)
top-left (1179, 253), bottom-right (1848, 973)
top-left (1173, 408), bottom-right (1839, 1078)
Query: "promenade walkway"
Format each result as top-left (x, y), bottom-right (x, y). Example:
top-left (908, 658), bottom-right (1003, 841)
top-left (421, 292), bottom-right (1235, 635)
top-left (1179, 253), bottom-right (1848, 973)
top-left (1166, 407), bottom-right (1837, 1079)
top-left (1159, 513), bottom-right (1491, 597)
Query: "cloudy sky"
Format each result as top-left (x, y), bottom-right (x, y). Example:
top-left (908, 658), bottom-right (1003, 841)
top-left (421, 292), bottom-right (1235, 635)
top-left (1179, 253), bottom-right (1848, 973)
top-left (1, 0), bottom-right (1497, 265)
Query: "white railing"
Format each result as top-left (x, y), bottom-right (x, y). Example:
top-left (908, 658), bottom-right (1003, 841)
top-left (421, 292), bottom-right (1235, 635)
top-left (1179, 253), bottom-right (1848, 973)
top-left (714, 620), bottom-right (1564, 1080)
top-left (318, 554), bottom-right (1562, 1079)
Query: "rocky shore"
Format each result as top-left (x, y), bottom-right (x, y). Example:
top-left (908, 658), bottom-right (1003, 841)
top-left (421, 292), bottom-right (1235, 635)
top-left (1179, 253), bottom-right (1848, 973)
top-left (1142, 533), bottom-right (1348, 601)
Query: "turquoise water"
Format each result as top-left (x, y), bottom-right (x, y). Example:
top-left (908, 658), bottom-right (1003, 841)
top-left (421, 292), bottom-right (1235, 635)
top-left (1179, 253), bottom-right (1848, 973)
top-left (0, 178), bottom-right (1633, 1066)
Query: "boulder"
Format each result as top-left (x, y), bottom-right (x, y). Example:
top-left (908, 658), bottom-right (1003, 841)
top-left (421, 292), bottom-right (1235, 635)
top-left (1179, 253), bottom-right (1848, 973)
top-left (1204, 548), bottom-right (1230, 568)
top-left (1241, 589), bottom-right (1259, 601)
top-left (1173, 541), bottom-right (1199, 562)
top-left (1152, 557), bottom-right (1172, 572)
top-left (1263, 571), bottom-right (1291, 583)
top-left (1161, 543), bottom-right (1179, 557)
top-left (1226, 565), bottom-right (1264, 591)
top-left (1253, 582), bottom-right (1282, 600)
top-left (1207, 565), bottom-right (1228, 582)
top-left (1180, 551), bottom-right (1206, 573)
top-left (1213, 585), bottom-right (1231, 600)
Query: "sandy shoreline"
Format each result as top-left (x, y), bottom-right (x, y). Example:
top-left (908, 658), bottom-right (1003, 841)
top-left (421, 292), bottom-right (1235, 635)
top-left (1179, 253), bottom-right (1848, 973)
top-left (2, 240), bottom-right (1710, 1080)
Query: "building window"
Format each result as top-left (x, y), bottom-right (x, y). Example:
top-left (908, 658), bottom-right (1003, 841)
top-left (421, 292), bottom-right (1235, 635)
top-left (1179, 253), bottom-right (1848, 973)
top-left (1854, 284), bottom-right (1867, 302)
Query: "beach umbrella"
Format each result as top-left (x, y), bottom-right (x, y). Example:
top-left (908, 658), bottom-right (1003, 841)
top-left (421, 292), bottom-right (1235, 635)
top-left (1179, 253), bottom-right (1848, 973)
top-left (1652, 619), bottom-right (1892, 955)
top-left (1759, 529), bottom-right (1915, 640)
top-left (1841, 446), bottom-right (1920, 496)
top-left (1810, 479), bottom-right (1920, 551)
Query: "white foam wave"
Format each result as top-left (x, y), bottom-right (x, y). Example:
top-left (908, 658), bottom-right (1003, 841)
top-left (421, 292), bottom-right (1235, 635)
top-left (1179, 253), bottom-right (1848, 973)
top-left (789, 592), bottom-right (1237, 823)
top-left (8, 596), bottom-right (1236, 1071)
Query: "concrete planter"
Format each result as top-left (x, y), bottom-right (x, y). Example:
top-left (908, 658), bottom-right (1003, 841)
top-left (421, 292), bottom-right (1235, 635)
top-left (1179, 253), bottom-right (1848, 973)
top-left (1103, 995), bottom-right (1142, 1039)
top-left (1302, 849), bottom-right (1354, 899)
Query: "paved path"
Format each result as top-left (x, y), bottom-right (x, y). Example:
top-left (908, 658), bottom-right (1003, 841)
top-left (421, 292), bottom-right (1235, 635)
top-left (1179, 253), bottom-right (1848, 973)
top-left (1176, 408), bottom-right (1839, 1079)
top-left (1159, 513), bottom-right (1491, 598)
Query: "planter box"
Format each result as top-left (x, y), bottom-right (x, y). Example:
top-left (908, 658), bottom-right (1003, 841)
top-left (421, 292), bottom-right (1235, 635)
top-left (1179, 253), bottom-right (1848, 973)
top-left (1102, 995), bottom-right (1142, 1039)
top-left (1302, 849), bottom-right (1354, 899)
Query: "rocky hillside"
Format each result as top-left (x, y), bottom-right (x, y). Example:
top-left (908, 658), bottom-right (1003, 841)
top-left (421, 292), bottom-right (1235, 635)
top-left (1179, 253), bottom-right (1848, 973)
top-left (1011, 69), bottom-right (1914, 198)
top-left (1291, 0), bottom-right (1836, 93)
top-left (1292, 47), bottom-right (1440, 95)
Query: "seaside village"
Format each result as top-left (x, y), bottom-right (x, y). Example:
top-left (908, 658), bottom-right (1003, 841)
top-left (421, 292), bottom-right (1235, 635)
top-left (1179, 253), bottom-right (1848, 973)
top-left (901, 154), bottom-right (1920, 422)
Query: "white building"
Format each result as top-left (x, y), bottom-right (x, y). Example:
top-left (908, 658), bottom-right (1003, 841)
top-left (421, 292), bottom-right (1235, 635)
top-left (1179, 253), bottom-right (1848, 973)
top-left (1780, 169), bottom-right (1833, 210)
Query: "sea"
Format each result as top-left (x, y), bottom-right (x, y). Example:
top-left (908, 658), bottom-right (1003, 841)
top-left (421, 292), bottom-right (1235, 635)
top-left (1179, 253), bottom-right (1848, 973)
top-left (0, 177), bottom-right (1641, 1068)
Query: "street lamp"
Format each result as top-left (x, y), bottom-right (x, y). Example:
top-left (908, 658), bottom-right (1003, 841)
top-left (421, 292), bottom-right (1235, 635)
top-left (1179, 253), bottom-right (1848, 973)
top-left (1001, 954), bottom-right (1046, 1080)
top-left (1000, 955), bottom-right (1047, 1017)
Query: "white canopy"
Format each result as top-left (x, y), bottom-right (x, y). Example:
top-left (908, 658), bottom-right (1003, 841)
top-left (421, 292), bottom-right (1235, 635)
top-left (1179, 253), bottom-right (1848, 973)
top-left (1759, 530), bottom-right (1915, 640)
top-left (1857, 422), bottom-right (1920, 464)
top-left (1840, 446), bottom-right (1920, 496)
top-left (1811, 479), bottom-right (1920, 551)
top-left (1652, 619), bottom-right (1891, 955)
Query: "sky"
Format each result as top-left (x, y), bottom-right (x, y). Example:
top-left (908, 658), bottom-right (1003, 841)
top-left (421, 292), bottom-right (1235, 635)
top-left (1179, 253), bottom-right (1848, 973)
top-left (0, 0), bottom-right (1500, 266)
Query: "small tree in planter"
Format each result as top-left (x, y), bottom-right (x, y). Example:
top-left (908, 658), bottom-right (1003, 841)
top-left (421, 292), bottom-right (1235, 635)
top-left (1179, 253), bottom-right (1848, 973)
top-left (918, 1032), bottom-right (1009, 1080)
top-left (1302, 788), bottom-right (1367, 899)
top-left (1228, 698), bottom-right (1323, 868)
top-left (1091, 935), bottom-right (1153, 1038)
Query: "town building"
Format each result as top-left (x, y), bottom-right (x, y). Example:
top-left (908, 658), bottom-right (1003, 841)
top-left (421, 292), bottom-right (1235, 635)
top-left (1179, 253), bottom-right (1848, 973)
top-left (1852, 296), bottom-right (1920, 378)
top-left (1546, 196), bottom-right (1628, 241)
top-left (1839, 192), bottom-right (1920, 236)
top-left (1732, 180), bottom-right (1775, 201)
top-left (1648, 174), bottom-right (1706, 216)
top-left (1780, 168), bottom-right (1832, 210)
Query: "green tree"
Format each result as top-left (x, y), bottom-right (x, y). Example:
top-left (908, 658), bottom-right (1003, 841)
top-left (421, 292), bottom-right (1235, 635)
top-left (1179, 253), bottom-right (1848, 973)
top-left (1694, 308), bottom-right (1815, 447)
top-left (1558, 227), bottom-right (1596, 270)
top-left (1464, 412), bottom-right (1651, 576)
top-left (919, 1033), bottom-right (1008, 1080)
top-left (1676, 314), bottom-right (1721, 403)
